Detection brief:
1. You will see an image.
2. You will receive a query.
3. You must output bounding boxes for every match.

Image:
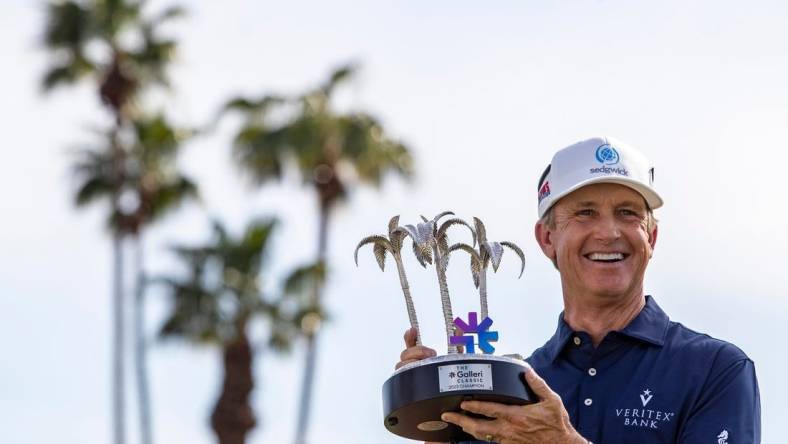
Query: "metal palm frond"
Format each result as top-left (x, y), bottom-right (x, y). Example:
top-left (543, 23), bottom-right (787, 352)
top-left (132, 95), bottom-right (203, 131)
top-left (429, 211), bottom-right (455, 225)
top-left (437, 218), bottom-right (477, 248)
top-left (395, 223), bottom-right (433, 267)
top-left (480, 239), bottom-right (525, 277)
top-left (387, 215), bottom-right (406, 252)
top-left (500, 241), bottom-right (526, 278)
top-left (473, 217), bottom-right (488, 244)
top-left (483, 241), bottom-right (505, 272)
top-left (354, 235), bottom-right (392, 271)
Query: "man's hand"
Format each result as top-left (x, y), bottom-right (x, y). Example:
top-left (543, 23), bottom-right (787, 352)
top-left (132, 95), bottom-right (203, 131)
top-left (441, 367), bottom-right (586, 444)
top-left (395, 327), bottom-right (437, 370)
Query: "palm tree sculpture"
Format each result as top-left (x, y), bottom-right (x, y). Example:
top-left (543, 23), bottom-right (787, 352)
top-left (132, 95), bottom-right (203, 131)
top-left (445, 217), bottom-right (525, 321)
top-left (43, 2), bottom-right (186, 443)
top-left (354, 215), bottom-right (422, 346)
top-left (222, 64), bottom-right (414, 443)
top-left (396, 211), bottom-right (476, 354)
top-left (157, 220), bottom-right (316, 444)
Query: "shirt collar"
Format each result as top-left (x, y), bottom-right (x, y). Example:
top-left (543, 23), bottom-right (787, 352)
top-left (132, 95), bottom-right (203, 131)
top-left (546, 295), bottom-right (670, 362)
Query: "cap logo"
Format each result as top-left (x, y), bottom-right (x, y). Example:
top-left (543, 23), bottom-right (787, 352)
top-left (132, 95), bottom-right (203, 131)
top-left (595, 144), bottom-right (620, 165)
top-left (538, 181), bottom-right (551, 203)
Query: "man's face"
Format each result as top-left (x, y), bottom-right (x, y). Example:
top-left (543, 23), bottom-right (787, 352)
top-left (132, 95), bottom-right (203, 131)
top-left (535, 183), bottom-right (658, 301)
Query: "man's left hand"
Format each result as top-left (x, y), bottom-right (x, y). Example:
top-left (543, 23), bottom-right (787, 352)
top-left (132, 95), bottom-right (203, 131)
top-left (441, 367), bottom-right (586, 444)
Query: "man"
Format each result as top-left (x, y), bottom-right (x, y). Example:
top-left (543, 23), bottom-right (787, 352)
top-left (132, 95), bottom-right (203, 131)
top-left (396, 136), bottom-right (761, 444)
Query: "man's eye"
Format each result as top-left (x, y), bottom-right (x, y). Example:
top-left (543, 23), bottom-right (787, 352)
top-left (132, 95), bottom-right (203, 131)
top-left (619, 209), bottom-right (639, 216)
top-left (576, 209), bottom-right (594, 216)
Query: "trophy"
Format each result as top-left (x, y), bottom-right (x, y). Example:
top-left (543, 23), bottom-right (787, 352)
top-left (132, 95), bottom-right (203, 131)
top-left (355, 211), bottom-right (536, 442)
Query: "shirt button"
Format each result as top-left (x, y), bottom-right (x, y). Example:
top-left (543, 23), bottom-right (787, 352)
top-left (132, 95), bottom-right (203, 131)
top-left (584, 398), bottom-right (593, 406)
top-left (588, 368), bottom-right (597, 376)
top-left (573, 337), bottom-right (581, 346)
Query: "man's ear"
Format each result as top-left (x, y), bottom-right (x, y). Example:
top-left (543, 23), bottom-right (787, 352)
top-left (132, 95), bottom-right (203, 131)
top-left (534, 221), bottom-right (556, 263)
top-left (648, 224), bottom-right (658, 257)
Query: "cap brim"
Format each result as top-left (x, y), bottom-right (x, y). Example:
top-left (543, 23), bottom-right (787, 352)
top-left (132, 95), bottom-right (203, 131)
top-left (541, 176), bottom-right (664, 217)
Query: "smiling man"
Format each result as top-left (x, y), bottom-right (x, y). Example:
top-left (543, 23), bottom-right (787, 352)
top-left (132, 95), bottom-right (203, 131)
top-left (397, 137), bottom-right (761, 444)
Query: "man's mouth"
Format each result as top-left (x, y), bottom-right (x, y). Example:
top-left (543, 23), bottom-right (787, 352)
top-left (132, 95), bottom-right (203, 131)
top-left (584, 252), bottom-right (629, 263)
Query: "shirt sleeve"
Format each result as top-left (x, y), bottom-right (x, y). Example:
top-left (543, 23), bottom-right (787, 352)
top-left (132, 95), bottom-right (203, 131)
top-left (678, 355), bottom-right (761, 444)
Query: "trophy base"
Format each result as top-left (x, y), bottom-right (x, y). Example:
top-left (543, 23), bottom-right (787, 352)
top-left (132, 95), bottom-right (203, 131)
top-left (382, 354), bottom-right (536, 442)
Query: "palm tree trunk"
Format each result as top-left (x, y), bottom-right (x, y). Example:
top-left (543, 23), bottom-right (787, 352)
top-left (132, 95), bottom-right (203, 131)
top-left (211, 328), bottom-right (256, 444)
top-left (133, 234), bottom-right (153, 444)
top-left (294, 203), bottom-right (330, 444)
top-left (112, 231), bottom-right (126, 444)
top-left (479, 267), bottom-right (489, 321)
top-left (110, 119), bottom-right (127, 444)
top-left (394, 252), bottom-right (421, 346)
top-left (432, 244), bottom-right (457, 354)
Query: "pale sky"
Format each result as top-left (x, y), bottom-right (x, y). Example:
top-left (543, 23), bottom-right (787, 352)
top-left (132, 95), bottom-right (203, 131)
top-left (1, 1), bottom-right (786, 443)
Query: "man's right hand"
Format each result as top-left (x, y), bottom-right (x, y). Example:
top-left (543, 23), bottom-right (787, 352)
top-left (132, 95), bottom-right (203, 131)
top-left (395, 327), bottom-right (437, 370)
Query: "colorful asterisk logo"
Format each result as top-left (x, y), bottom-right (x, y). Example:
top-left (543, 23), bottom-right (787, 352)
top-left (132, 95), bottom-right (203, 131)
top-left (450, 312), bottom-right (498, 354)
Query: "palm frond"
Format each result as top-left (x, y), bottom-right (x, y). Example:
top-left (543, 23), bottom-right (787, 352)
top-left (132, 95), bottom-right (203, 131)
top-left (44, 1), bottom-right (93, 50)
top-left (283, 261), bottom-right (326, 296)
top-left (473, 217), bottom-right (487, 243)
top-left (437, 217), bottom-right (477, 247)
top-left (387, 215), bottom-right (406, 251)
top-left (500, 241), bottom-right (526, 278)
top-left (395, 225), bottom-right (432, 266)
top-left (322, 63), bottom-right (356, 96)
top-left (74, 176), bottom-right (116, 206)
top-left (373, 242), bottom-right (388, 271)
top-left (429, 210), bottom-right (454, 225)
top-left (484, 241), bottom-right (505, 272)
top-left (353, 235), bottom-right (391, 267)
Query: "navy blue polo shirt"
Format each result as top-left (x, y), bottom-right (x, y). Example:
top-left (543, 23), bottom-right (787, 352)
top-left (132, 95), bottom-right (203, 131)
top-left (464, 296), bottom-right (760, 444)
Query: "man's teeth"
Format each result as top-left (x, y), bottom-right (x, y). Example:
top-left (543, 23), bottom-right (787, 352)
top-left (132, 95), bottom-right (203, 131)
top-left (588, 253), bottom-right (625, 261)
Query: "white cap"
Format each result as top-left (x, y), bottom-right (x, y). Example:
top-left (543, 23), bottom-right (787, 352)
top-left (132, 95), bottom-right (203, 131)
top-left (537, 136), bottom-right (663, 218)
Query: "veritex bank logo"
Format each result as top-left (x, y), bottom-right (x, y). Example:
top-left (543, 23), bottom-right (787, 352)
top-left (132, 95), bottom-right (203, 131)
top-left (590, 144), bottom-right (629, 176)
top-left (614, 388), bottom-right (676, 430)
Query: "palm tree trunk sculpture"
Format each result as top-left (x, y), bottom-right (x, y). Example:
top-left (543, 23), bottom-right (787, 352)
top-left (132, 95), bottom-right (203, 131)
top-left (355, 216), bottom-right (422, 346)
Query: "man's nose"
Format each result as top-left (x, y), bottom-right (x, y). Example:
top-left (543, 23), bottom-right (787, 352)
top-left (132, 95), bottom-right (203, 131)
top-left (593, 214), bottom-right (621, 242)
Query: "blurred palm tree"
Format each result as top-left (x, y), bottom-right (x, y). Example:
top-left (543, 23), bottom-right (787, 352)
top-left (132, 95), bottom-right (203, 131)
top-left (223, 64), bottom-right (414, 443)
top-left (42, 2), bottom-right (186, 443)
top-left (72, 113), bottom-right (197, 444)
top-left (157, 220), bottom-right (319, 444)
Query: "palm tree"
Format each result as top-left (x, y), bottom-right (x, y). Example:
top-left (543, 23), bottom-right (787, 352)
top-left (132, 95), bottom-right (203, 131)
top-left (222, 64), bottom-right (414, 443)
top-left (43, 2), bottom-right (185, 443)
top-left (72, 113), bottom-right (197, 444)
top-left (445, 217), bottom-right (525, 320)
top-left (158, 219), bottom-right (316, 444)
top-left (354, 215), bottom-right (422, 345)
top-left (396, 212), bottom-right (476, 354)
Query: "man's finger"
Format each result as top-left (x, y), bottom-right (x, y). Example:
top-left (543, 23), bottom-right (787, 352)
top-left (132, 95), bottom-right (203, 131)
top-left (400, 345), bottom-right (437, 363)
top-left (404, 327), bottom-right (418, 348)
top-left (441, 412), bottom-right (497, 441)
top-left (453, 327), bottom-right (465, 353)
top-left (460, 400), bottom-right (514, 421)
top-left (524, 367), bottom-right (559, 402)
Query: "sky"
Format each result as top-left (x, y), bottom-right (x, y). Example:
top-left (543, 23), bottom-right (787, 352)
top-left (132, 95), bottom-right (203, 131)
top-left (1, 0), bottom-right (787, 443)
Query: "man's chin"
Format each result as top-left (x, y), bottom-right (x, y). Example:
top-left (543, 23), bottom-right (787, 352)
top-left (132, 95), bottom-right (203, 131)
top-left (585, 282), bottom-right (635, 299)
